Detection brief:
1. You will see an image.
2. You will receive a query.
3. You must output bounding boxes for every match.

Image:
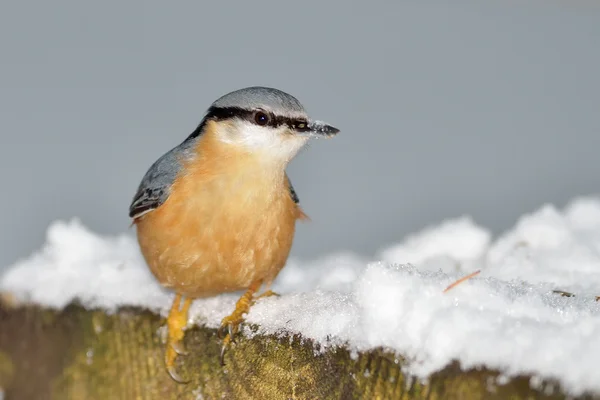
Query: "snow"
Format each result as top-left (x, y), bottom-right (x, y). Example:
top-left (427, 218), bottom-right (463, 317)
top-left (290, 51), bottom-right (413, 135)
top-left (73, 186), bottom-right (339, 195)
top-left (0, 220), bottom-right (171, 311)
top-left (3, 198), bottom-right (600, 395)
top-left (380, 216), bottom-right (490, 274)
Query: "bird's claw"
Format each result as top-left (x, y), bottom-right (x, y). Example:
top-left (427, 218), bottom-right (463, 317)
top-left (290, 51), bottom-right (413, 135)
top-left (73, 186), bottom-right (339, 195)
top-left (218, 281), bottom-right (263, 366)
top-left (166, 362), bottom-right (190, 384)
top-left (164, 294), bottom-right (192, 383)
top-left (220, 340), bottom-right (228, 366)
top-left (218, 310), bottom-right (246, 365)
top-left (229, 323), bottom-right (236, 342)
top-left (171, 341), bottom-right (189, 356)
top-left (217, 321), bottom-right (235, 340)
top-left (219, 327), bottom-right (237, 366)
top-left (165, 344), bottom-right (190, 383)
top-left (217, 324), bottom-right (225, 339)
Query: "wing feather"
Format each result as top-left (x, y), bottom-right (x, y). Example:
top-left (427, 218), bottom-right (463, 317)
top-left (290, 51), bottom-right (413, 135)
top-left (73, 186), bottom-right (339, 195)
top-left (129, 147), bottom-right (186, 219)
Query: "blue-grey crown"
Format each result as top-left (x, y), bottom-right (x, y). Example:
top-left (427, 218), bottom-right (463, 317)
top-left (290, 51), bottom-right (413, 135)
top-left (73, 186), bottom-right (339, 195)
top-left (212, 86), bottom-right (307, 117)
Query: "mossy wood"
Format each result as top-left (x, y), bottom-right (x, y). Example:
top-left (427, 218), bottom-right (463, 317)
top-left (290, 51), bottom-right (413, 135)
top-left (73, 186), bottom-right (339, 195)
top-left (0, 300), bottom-right (596, 400)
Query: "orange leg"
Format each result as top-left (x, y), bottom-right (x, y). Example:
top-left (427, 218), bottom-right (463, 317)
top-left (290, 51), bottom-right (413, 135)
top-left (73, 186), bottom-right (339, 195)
top-left (255, 280), bottom-right (279, 300)
top-left (219, 280), bottom-right (263, 365)
top-left (165, 293), bottom-right (192, 383)
top-left (255, 289), bottom-right (279, 300)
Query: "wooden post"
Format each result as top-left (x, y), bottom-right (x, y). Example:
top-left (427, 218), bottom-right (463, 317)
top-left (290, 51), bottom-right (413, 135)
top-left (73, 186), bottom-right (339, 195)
top-left (0, 299), bottom-right (594, 399)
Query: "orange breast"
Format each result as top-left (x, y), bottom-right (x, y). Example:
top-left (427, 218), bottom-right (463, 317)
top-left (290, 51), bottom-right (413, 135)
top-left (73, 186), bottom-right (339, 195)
top-left (134, 123), bottom-right (303, 298)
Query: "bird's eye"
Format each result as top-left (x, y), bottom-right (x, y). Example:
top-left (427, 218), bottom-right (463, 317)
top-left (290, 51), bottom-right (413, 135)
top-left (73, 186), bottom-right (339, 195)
top-left (254, 111), bottom-right (270, 126)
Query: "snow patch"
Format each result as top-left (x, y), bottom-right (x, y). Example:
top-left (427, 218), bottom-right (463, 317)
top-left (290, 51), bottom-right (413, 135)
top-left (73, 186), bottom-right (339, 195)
top-left (2, 198), bottom-right (600, 395)
top-left (379, 216), bottom-right (490, 273)
top-left (486, 201), bottom-right (600, 293)
top-left (0, 219), bottom-right (172, 311)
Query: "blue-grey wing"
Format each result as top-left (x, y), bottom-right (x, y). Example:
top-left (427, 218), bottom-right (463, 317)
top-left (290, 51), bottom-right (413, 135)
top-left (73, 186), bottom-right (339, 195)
top-left (286, 174), bottom-right (300, 204)
top-left (129, 146), bottom-right (187, 219)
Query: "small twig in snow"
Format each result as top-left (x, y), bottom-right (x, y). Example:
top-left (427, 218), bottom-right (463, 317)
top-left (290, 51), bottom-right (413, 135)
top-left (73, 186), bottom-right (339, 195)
top-left (552, 290), bottom-right (575, 298)
top-left (443, 270), bottom-right (481, 293)
top-left (551, 290), bottom-right (600, 301)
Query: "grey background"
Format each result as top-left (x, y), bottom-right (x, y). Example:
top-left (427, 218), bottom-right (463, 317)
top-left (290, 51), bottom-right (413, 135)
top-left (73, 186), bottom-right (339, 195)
top-left (1, 0), bottom-right (599, 270)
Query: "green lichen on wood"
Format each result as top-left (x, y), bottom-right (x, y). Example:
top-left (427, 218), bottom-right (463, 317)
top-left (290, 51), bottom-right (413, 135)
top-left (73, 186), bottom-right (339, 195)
top-left (0, 348), bottom-right (14, 391)
top-left (0, 299), bottom-right (598, 400)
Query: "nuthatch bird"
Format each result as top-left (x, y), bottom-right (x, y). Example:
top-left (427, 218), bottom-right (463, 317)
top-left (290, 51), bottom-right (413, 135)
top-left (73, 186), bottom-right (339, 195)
top-left (129, 86), bottom-right (339, 382)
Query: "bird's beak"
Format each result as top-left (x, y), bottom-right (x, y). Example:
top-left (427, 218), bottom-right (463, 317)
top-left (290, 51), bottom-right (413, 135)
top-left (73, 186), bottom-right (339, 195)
top-left (306, 120), bottom-right (340, 137)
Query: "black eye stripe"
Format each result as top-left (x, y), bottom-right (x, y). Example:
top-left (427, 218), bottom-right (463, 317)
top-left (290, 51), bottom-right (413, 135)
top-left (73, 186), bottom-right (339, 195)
top-left (185, 106), bottom-right (310, 142)
top-left (204, 106), bottom-right (309, 130)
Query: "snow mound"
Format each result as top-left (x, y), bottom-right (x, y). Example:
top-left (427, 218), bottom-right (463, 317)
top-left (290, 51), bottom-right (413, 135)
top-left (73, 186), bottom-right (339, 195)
top-left (0, 220), bottom-right (172, 310)
top-left (3, 197), bottom-right (600, 395)
top-left (379, 216), bottom-right (490, 274)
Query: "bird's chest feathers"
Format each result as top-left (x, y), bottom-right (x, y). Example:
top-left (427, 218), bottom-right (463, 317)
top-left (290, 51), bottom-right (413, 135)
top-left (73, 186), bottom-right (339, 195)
top-left (172, 144), bottom-right (295, 242)
top-left (184, 168), bottom-right (286, 222)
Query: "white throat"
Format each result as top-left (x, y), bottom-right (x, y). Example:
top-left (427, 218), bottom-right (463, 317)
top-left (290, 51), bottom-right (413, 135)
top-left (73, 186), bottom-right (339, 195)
top-left (215, 119), bottom-right (309, 164)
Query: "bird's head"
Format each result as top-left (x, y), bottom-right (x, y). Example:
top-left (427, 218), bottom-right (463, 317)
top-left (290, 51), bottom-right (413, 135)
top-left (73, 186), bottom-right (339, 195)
top-left (187, 86), bottom-right (339, 164)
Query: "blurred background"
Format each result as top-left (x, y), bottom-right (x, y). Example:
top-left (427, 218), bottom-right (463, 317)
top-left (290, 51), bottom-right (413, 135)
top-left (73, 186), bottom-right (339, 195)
top-left (1, 0), bottom-right (599, 271)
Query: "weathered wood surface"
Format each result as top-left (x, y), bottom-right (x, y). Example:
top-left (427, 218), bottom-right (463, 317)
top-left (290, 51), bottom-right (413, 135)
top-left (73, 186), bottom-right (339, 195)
top-left (0, 299), bottom-right (596, 400)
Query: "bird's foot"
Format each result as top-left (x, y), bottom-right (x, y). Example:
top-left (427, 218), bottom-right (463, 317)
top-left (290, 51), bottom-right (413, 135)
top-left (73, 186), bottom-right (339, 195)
top-left (218, 280), bottom-right (262, 365)
top-left (165, 293), bottom-right (192, 383)
top-left (255, 289), bottom-right (280, 300)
